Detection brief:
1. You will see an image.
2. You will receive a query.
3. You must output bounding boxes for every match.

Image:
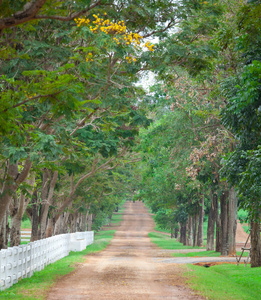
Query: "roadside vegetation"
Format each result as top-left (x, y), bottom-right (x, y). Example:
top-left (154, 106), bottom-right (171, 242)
top-left (150, 229), bottom-right (252, 299)
top-left (109, 202), bottom-right (126, 225)
top-left (149, 227), bottom-right (248, 258)
top-left (173, 250), bottom-right (248, 258)
top-left (149, 232), bottom-right (201, 250)
top-left (135, 0), bottom-right (261, 268)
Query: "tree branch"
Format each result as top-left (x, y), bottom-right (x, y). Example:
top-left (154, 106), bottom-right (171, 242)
top-left (1, 91), bottom-right (64, 113)
top-left (0, 0), bottom-right (47, 30)
top-left (142, 19), bottom-right (179, 38)
top-left (16, 157), bottom-right (33, 185)
top-left (0, 0), bottom-right (102, 31)
top-left (36, 0), bottom-right (102, 22)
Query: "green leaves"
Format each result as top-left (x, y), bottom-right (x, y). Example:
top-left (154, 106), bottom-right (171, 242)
top-left (2, 146), bottom-right (28, 164)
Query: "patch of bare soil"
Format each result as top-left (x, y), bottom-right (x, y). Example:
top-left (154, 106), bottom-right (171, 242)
top-left (193, 261), bottom-right (245, 267)
top-left (236, 221), bottom-right (250, 253)
top-left (47, 201), bottom-right (205, 300)
top-left (236, 221), bottom-right (249, 243)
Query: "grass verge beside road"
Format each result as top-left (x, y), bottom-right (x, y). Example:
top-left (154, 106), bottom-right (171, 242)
top-left (148, 232), bottom-right (201, 250)
top-left (153, 221), bottom-right (208, 246)
top-left (110, 204), bottom-right (125, 225)
top-left (185, 264), bottom-right (261, 300)
top-left (154, 225), bottom-right (171, 234)
top-left (149, 230), bottom-right (255, 300)
top-left (173, 250), bottom-right (248, 257)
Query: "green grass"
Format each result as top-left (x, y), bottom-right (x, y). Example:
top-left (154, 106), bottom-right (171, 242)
top-left (243, 225), bottom-right (250, 234)
top-left (173, 250), bottom-right (248, 257)
top-left (154, 225), bottom-right (171, 234)
top-left (153, 220), bottom-right (208, 242)
top-left (20, 241), bottom-right (30, 245)
top-left (149, 232), bottom-right (201, 250)
top-left (21, 219), bottom-right (31, 229)
top-left (110, 213), bottom-right (123, 224)
top-left (238, 209), bottom-right (248, 224)
top-left (0, 230), bottom-right (115, 299)
top-left (185, 263), bottom-right (261, 300)
top-left (109, 201), bottom-right (126, 224)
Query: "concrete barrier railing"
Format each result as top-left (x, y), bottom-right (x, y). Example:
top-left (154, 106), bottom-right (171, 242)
top-left (21, 230), bottom-right (31, 242)
top-left (0, 231), bottom-right (94, 291)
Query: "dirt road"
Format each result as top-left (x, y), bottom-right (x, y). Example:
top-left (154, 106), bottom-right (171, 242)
top-left (47, 201), bottom-right (204, 300)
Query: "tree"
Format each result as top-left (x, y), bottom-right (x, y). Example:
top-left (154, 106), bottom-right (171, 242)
top-left (0, 0), bottom-right (183, 248)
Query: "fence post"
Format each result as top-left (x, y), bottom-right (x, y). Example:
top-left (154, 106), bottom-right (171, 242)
top-left (0, 250), bottom-right (7, 291)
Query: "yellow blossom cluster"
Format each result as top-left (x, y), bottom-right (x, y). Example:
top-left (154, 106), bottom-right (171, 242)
top-left (75, 17), bottom-right (90, 27)
top-left (76, 14), bottom-right (143, 48)
top-left (74, 14), bottom-right (155, 64)
top-left (86, 52), bottom-right (94, 62)
top-left (145, 41), bottom-right (155, 52)
top-left (125, 56), bottom-right (137, 63)
top-left (199, 1), bottom-right (217, 5)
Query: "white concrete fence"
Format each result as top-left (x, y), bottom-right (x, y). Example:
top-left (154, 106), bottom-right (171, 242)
top-left (21, 229), bottom-right (31, 242)
top-left (0, 231), bottom-right (94, 291)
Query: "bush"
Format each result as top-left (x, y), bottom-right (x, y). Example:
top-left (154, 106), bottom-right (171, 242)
top-left (238, 209), bottom-right (249, 224)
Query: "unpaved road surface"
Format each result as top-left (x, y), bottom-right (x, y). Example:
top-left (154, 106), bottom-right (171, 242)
top-left (47, 201), bottom-right (204, 300)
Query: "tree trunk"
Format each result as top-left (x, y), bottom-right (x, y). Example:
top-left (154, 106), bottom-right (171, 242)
top-left (171, 225), bottom-right (174, 238)
top-left (46, 217), bottom-right (55, 237)
top-left (228, 187), bottom-right (237, 255)
top-left (215, 195), bottom-right (221, 252)
top-left (71, 213), bottom-right (77, 233)
top-left (77, 213), bottom-right (83, 232)
top-left (180, 222), bottom-right (187, 245)
top-left (31, 190), bottom-right (39, 242)
top-left (0, 163), bottom-right (19, 225)
top-left (87, 213), bottom-right (92, 231)
top-left (10, 176), bottom-right (35, 246)
top-left (0, 211), bottom-right (9, 249)
top-left (82, 213), bottom-right (88, 232)
top-left (187, 215), bottom-right (193, 246)
top-left (62, 212), bottom-right (70, 233)
top-left (39, 204), bottom-right (49, 238)
top-left (55, 212), bottom-right (70, 234)
top-left (197, 196), bottom-right (204, 247)
top-left (54, 214), bottom-right (62, 235)
top-left (9, 214), bottom-right (22, 247)
top-left (0, 159), bottom-right (32, 226)
top-left (9, 194), bottom-right (20, 247)
top-left (207, 192), bottom-right (216, 251)
top-left (174, 226), bottom-right (178, 239)
top-left (250, 220), bottom-right (261, 267)
top-left (220, 191), bottom-right (229, 255)
top-left (39, 170), bottom-right (58, 239)
top-left (193, 214), bottom-right (198, 247)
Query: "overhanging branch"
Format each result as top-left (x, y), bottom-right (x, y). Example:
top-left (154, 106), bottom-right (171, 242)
top-left (0, 0), bottom-right (102, 31)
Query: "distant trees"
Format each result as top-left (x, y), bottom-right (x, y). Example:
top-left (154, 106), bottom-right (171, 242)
top-left (137, 0), bottom-right (261, 267)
